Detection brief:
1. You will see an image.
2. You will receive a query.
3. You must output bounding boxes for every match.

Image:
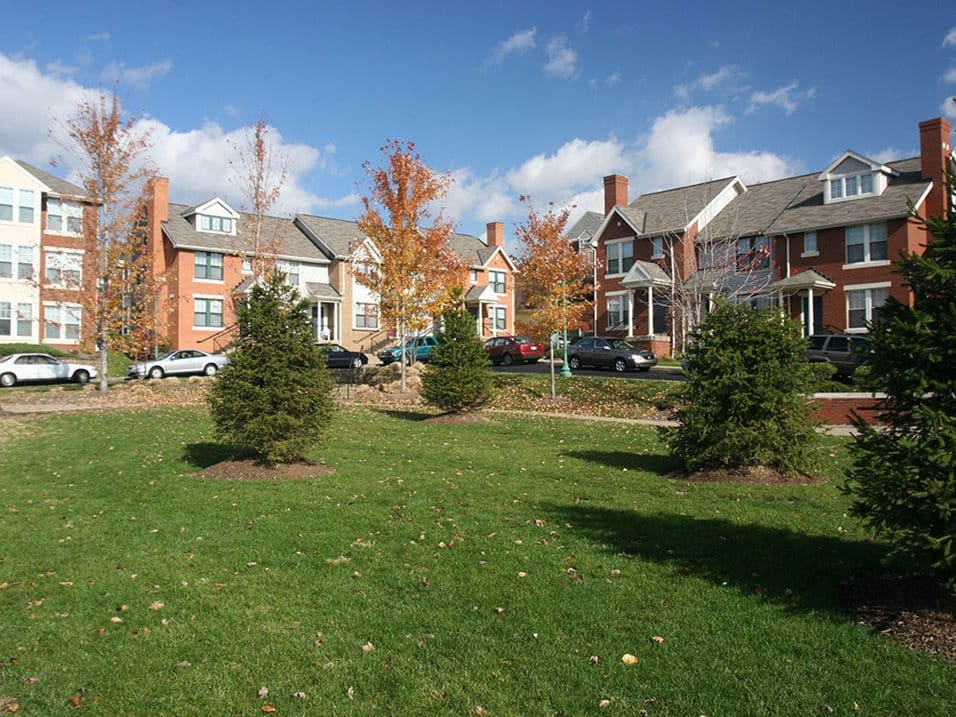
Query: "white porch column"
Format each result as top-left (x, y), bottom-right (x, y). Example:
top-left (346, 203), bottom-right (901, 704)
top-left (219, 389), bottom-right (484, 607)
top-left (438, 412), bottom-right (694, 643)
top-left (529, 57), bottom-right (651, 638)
top-left (806, 289), bottom-right (814, 337)
top-left (646, 286), bottom-right (653, 336)
top-left (627, 291), bottom-right (634, 337)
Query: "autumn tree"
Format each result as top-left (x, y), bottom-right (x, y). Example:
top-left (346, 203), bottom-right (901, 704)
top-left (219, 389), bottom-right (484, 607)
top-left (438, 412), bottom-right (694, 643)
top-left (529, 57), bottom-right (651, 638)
top-left (59, 89), bottom-right (157, 392)
top-left (515, 199), bottom-right (593, 398)
top-left (356, 140), bottom-right (464, 392)
top-left (228, 117), bottom-right (289, 279)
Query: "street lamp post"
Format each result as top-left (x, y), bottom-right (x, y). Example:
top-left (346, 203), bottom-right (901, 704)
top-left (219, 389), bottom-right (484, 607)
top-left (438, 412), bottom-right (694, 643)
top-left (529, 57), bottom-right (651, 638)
top-left (559, 279), bottom-right (572, 378)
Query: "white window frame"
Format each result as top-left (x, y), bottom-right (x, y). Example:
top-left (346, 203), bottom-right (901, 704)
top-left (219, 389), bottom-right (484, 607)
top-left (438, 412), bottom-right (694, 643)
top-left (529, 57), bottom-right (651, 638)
top-left (469, 268), bottom-right (478, 284)
top-left (276, 259), bottom-right (300, 287)
top-left (606, 290), bottom-right (630, 330)
top-left (192, 295), bottom-right (224, 330)
top-left (489, 270), bottom-right (506, 294)
top-left (844, 222), bottom-right (889, 269)
top-left (605, 238), bottom-right (634, 277)
top-left (651, 236), bottom-right (664, 260)
top-left (44, 248), bottom-right (84, 287)
top-left (15, 302), bottom-right (33, 337)
top-left (46, 198), bottom-right (84, 235)
top-left (1, 243), bottom-right (36, 280)
top-left (354, 302), bottom-right (379, 330)
top-left (0, 301), bottom-right (32, 338)
top-left (194, 251), bottom-right (224, 282)
top-left (198, 215), bottom-right (233, 234)
top-left (490, 304), bottom-right (506, 332)
top-left (802, 231), bottom-right (818, 257)
top-left (42, 302), bottom-right (82, 343)
top-left (827, 172), bottom-right (876, 203)
top-left (845, 281), bottom-right (890, 333)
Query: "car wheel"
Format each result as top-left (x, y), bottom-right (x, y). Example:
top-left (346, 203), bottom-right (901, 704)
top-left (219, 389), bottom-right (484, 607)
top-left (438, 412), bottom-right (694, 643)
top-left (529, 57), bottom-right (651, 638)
top-left (501, 353), bottom-right (514, 366)
top-left (614, 358), bottom-right (627, 373)
top-left (351, 357), bottom-right (363, 369)
top-left (148, 366), bottom-right (164, 379)
top-left (73, 370), bottom-right (90, 385)
top-left (0, 372), bottom-right (16, 388)
top-left (203, 363), bottom-right (218, 377)
top-left (568, 356), bottom-right (581, 370)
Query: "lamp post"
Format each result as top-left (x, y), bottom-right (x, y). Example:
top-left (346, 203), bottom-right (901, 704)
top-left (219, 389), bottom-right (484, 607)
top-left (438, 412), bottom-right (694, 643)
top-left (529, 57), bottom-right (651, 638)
top-left (590, 241), bottom-right (598, 335)
top-left (560, 279), bottom-right (572, 378)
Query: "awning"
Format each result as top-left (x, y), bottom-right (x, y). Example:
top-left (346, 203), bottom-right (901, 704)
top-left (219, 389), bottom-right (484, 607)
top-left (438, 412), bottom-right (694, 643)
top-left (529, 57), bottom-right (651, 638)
top-left (621, 260), bottom-right (672, 289)
top-left (306, 282), bottom-right (343, 302)
top-left (769, 269), bottom-right (836, 293)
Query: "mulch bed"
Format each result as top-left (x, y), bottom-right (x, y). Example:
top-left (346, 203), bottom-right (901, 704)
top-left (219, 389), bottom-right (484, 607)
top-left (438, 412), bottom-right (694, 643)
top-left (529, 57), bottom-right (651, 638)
top-left (840, 573), bottom-right (956, 661)
top-left (675, 465), bottom-right (821, 485)
top-left (196, 458), bottom-right (335, 481)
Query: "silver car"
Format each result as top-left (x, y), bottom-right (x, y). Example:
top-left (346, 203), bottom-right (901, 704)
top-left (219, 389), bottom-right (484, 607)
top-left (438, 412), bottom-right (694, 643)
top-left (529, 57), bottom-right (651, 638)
top-left (128, 349), bottom-right (229, 379)
top-left (0, 353), bottom-right (97, 387)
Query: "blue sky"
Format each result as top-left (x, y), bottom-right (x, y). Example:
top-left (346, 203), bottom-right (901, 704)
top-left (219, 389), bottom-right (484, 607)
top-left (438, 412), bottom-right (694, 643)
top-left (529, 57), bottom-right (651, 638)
top-left (1, 1), bottom-right (954, 241)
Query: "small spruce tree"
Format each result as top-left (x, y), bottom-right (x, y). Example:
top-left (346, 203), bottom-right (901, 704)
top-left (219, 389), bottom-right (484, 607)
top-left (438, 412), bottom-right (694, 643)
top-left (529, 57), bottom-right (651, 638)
top-left (667, 301), bottom-right (820, 475)
top-left (207, 271), bottom-right (334, 463)
top-left (421, 303), bottom-right (495, 413)
top-left (844, 187), bottom-right (956, 587)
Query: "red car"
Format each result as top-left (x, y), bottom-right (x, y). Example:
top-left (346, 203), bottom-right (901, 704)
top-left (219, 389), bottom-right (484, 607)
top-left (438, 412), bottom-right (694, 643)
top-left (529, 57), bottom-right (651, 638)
top-left (485, 335), bottom-right (546, 365)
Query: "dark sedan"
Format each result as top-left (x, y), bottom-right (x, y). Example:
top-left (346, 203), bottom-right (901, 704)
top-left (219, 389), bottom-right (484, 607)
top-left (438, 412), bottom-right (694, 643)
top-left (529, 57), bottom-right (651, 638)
top-left (485, 335), bottom-right (545, 365)
top-left (320, 343), bottom-right (368, 369)
top-left (566, 336), bottom-right (657, 372)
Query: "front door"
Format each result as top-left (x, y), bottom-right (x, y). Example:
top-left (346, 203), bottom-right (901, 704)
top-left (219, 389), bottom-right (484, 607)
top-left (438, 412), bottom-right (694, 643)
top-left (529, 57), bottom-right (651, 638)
top-left (802, 296), bottom-right (824, 335)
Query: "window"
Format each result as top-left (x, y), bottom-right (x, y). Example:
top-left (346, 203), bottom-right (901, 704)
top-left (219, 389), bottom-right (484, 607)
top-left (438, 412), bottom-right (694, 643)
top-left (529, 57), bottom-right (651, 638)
top-left (44, 304), bottom-right (81, 341)
top-left (847, 286), bottom-right (889, 329)
top-left (845, 223), bottom-right (887, 265)
top-left (491, 305), bottom-right (506, 331)
top-left (736, 236), bottom-right (770, 271)
top-left (489, 270), bottom-right (506, 294)
top-left (18, 190), bottom-right (35, 223)
top-left (469, 269), bottom-right (478, 284)
top-left (606, 294), bottom-right (630, 329)
top-left (803, 231), bottom-right (817, 255)
top-left (651, 236), bottom-right (664, 259)
top-left (276, 259), bottom-right (299, 287)
top-left (0, 302), bottom-right (8, 335)
top-left (242, 257), bottom-right (252, 273)
top-left (199, 215), bottom-right (233, 233)
top-left (46, 199), bottom-right (84, 234)
top-left (606, 239), bottom-right (634, 275)
top-left (45, 250), bottom-right (82, 286)
top-left (16, 302), bottom-right (32, 337)
top-left (194, 297), bottom-right (223, 328)
top-left (0, 244), bottom-right (34, 280)
top-left (830, 172), bottom-right (876, 201)
top-left (830, 179), bottom-right (843, 200)
top-left (355, 302), bottom-right (378, 329)
top-left (195, 251), bottom-right (224, 280)
top-left (0, 187), bottom-right (12, 221)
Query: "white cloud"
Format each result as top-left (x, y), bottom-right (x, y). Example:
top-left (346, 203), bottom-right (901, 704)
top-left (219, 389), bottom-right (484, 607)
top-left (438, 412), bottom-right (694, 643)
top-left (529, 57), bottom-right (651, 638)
top-left (544, 37), bottom-right (577, 78)
top-left (674, 65), bottom-right (739, 101)
top-left (46, 60), bottom-right (78, 76)
top-left (606, 72), bottom-right (621, 85)
top-left (870, 147), bottom-right (908, 164)
top-left (580, 10), bottom-right (592, 31)
top-left (945, 68), bottom-right (956, 83)
top-left (747, 81), bottom-right (815, 115)
top-left (490, 28), bottom-right (537, 64)
top-left (506, 138), bottom-right (626, 196)
top-left (442, 168), bottom-right (517, 224)
top-left (943, 96), bottom-right (956, 120)
top-left (943, 27), bottom-right (956, 46)
top-left (101, 59), bottom-right (172, 91)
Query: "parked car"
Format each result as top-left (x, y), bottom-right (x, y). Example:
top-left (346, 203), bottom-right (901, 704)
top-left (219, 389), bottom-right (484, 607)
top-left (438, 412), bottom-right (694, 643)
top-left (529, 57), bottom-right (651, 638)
top-left (0, 353), bottom-right (97, 387)
top-left (485, 335), bottom-right (545, 365)
top-left (319, 343), bottom-right (368, 369)
top-left (378, 336), bottom-right (440, 365)
top-left (127, 349), bottom-right (229, 379)
top-left (806, 334), bottom-right (872, 377)
top-left (566, 336), bottom-right (658, 372)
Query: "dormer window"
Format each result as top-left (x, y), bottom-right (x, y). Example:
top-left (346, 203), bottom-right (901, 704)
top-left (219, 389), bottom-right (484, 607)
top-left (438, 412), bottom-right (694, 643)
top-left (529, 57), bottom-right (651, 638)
top-left (199, 215), bottom-right (233, 233)
top-left (820, 151), bottom-right (894, 205)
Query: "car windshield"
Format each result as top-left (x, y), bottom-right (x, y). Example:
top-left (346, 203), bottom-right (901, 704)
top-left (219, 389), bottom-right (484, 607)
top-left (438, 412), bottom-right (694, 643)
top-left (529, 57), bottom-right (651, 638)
top-left (156, 352), bottom-right (176, 361)
top-left (609, 340), bottom-right (634, 350)
top-left (514, 337), bottom-right (533, 344)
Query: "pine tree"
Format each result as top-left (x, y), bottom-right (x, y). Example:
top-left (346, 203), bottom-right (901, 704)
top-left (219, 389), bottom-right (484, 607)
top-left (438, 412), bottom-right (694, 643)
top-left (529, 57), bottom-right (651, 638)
top-left (207, 271), bottom-right (335, 463)
top-left (844, 183), bottom-right (956, 587)
top-left (421, 303), bottom-right (495, 413)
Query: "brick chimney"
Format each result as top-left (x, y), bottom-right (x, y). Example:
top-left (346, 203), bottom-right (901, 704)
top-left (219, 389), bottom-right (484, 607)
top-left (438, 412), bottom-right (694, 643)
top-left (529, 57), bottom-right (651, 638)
top-left (146, 177), bottom-right (169, 276)
top-left (603, 174), bottom-right (628, 216)
top-left (919, 117), bottom-right (953, 218)
top-left (486, 221), bottom-right (504, 248)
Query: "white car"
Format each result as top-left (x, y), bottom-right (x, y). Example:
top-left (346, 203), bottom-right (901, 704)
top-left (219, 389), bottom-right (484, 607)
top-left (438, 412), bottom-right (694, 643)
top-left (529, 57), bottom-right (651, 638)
top-left (127, 349), bottom-right (229, 379)
top-left (0, 353), bottom-right (97, 387)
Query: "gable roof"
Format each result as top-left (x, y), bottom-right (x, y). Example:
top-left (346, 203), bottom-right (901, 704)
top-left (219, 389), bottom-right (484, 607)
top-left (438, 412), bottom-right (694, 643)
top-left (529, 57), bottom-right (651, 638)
top-left (566, 210), bottom-right (604, 243)
top-left (163, 203), bottom-right (329, 263)
top-left (13, 160), bottom-right (87, 199)
top-left (294, 214), bottom-right (365, 259)
top-left (448, 231), bottom-right (516, 270)
top-left (628, 176), bottom-right (741, 235)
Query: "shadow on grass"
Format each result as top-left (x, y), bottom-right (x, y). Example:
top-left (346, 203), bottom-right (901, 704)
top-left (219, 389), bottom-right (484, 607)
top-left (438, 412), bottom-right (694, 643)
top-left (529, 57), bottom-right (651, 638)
top-left (183, 442), bottom-right (250, 469)
top-left (374, 408), bottom-right (433, 422)
top-left (542, 502), bottom-right (889, 618)
top-left (563, 449), bottom-right (681, 474)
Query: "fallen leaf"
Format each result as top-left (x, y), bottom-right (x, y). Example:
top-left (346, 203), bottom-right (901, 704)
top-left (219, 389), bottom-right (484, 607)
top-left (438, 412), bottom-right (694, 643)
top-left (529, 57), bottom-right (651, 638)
top-left (148, 601), bottom-right (164, 611)
top-left (23, 677), bottom-right (38, 685)
top-left (176, 661), bottom-right (191, 668)
top-left (1, 699), bottom-right (20, 713)
top-left (347, 686), bottom-right (355, 699)
top-left (69, 693), bottom-right (82, 707)
top-left (292, 691), bottom-right (307, 700)
top-left (257, 686), bottom-right (269, 699)
top-left (599, 699), bottom-right (611, 708)
top-left (589, 655), bottom-right (601, 664)
top-left (260, 706), bottom-right (276, 714)
top-left (621, 653), bottom-right (639, 666)
top-left (651, 636), bottom-right (665, 644)
top-left (362, 641), bottom-right (375, 653)
top-left (110, 617), bottom-right (123, 624)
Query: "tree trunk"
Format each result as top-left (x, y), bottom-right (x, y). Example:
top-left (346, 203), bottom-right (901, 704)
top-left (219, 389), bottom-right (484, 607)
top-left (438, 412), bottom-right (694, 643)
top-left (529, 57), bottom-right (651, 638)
top-left (97, 323), bottom-right (109, 394)
top-left (549, 335), bottom-right (556, 400)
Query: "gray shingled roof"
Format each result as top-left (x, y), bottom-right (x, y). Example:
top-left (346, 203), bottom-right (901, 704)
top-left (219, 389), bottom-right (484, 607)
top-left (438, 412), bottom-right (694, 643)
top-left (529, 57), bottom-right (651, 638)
top-left (621, 260), bottom-right (671, 288)
top-left (566, 210), bottom-right (604, 240)
top-left (14, 160), bottom-right (87, 199)
top-left (164, 203), bottom-right (329, 263)
top-left (448, 231), bottom-right (498, 267)
top-left (294, 214), bottom-right (365, 258)
top-left (770, 268), bottom-right (836, 292)
top-left (628, 177), bottom-right (739, 235)
top-left (306, 282), bottom-right (342, 300)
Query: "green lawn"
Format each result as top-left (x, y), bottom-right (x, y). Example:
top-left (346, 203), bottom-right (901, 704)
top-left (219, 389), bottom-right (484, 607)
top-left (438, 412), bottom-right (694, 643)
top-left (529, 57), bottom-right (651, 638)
top-left (0, 406), bottom-right (952, 715)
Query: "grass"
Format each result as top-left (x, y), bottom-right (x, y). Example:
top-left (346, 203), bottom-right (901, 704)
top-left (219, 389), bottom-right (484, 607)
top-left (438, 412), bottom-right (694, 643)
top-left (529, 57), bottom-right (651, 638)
top-left (0, 406), bottom-right (953, 715)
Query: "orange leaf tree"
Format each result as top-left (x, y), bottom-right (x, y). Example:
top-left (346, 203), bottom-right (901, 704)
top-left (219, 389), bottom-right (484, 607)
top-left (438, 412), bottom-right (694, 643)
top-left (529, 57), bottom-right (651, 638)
top-left (356, 140), bottom-right (464, 392)
top-left (59, 89), bottom-right (157, 392)
top-left (515, 199), bottom-right (593, 398)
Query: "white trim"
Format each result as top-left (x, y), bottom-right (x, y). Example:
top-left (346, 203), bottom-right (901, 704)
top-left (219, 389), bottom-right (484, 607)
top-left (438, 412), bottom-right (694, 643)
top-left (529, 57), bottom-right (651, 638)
top-left (841, 260), bottom-right (890, 271)
top-left (40, 301), bottom-right (82, 344)
top-left (843, 281), bottom-right (891, 292)
top-left (605, 237), bottom-right (634, 277)
top-left (800, 251), bottom-right (819, 258)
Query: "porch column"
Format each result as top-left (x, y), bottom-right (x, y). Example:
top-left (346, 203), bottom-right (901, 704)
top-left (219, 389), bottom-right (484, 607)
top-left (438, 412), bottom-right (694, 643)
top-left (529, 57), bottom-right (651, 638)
top-left (806, 289), bottom-right (814, 337)
top-left (646, 286), bottom-right (653, 336)
top-left (627, 291), bottom-right (634, 337)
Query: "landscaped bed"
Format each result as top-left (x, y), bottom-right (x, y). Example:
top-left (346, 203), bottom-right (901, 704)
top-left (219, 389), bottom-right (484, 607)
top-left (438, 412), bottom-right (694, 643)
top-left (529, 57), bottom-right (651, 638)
top-left (0, 405), bottom-right (953, 715)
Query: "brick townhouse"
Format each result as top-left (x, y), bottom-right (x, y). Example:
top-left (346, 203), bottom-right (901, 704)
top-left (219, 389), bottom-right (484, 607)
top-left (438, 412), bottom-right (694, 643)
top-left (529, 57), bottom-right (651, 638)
top-left (144, 177), bottom-right (516, 353)
top-left (588, 117), bottom-right (954, 357)
top-left (0, 157), bottom-right (96, 350)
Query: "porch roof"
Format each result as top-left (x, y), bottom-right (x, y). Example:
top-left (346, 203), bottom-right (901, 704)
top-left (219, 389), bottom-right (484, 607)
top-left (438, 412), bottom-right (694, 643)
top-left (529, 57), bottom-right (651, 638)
top-left (306, 282), bottom-right (342, 301)
top-left (621, 260), bottom-right (671, 289)
top-left (464, 284), bottom-right (498, 303)
top-left (769, 269), bottom-right (836, 293)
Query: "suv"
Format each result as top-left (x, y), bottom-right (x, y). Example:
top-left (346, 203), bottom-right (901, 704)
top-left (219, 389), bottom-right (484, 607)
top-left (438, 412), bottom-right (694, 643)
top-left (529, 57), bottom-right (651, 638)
top-left (378, 336), bottom-right (440, 365)
top-left (806, 334), bottom-right (871, 377)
